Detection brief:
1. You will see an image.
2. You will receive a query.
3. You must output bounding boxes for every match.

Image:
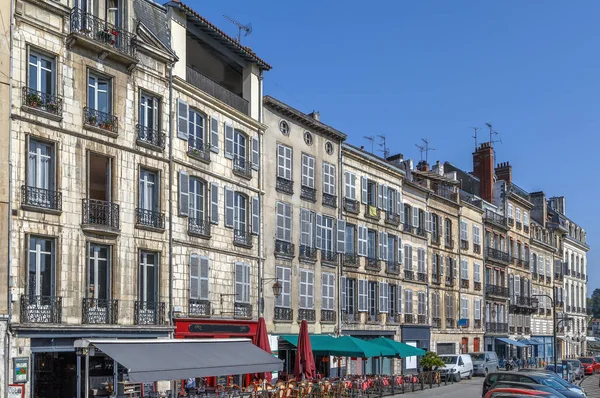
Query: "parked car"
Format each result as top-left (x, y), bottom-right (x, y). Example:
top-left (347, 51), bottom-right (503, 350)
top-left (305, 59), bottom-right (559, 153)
top-left (482, 372), bottom-right (586, 398)
top-left (577, 357), bottom-right (596, 375)
top-left (563, 360), bottom-right (584, 380)
top-left (518, 370), bottom-right (585, 395)
top-left (471, 351), bottom-right (500, 376)
top-left (484, 388), bottom-right (553, 398)
top-left (439, 354), bottom-right (473, 382)
top-left (545, 363), bottom-right (575, 383)
top-left (489, 381), bottom-right (567, 398)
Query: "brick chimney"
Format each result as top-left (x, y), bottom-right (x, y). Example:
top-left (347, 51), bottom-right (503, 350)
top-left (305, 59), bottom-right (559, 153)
top-left (416, 160), bottom-right (429, 172)
top-left (472, 142), bottom-right (494, 202)
top-left (495, 162), bottom-right (512, 183)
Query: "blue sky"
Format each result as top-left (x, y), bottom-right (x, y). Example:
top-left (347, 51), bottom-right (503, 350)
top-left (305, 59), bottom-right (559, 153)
top-left (186, 0), bottom-right (598, 294)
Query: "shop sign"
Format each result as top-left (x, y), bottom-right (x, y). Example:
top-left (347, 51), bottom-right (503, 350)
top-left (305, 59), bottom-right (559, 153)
top-left (8, 384), bottom-right (25, 398)
top-left (13, 358), bottom-right (29, 383)
top-left (188, 324), bottom-right (251, 334)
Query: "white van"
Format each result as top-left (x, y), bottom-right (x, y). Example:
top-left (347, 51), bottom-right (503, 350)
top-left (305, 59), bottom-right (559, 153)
top-left (439, 354), bottom-right (474, 382)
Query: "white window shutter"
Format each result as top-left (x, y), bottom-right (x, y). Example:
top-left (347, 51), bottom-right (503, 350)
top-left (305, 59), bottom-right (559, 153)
top-left (351, 173), bottom-right (356, 199)
top-left (199, 256), bottom-right (209, 299)
top-left (315, 214), bottom-right (323, 249)
top-left (177, 98), bottom-right (189, 140)
top-left (412, 207), bottom-right (419, 227)
top-left (224, 187), bottom-right (234, 228)
top-left (210, 182), bottom-right (219, 224)
top-left (383, 185), bottom-right (389, 210)
top-left (190, 254), bottom-right (199, 299)
top-left (378, 231), bottom-right (383, 259)
top-left (210, 116), bottom-right (219, 153)
top-left (251, 196), bottom-right (260, 235)
top-left (397, 284), bottom-right (402, 314)
top-left (252, 136), bottom-right (259, 171)
top-left (336, 219), bottom-right (346, 254)
top-left (361, 176), bottom-right (368, 204)
top-left (397, 236), bottom-right (403, 264)
top-left (377, 184), bottom-right (383, 209)
top-left (178, 170), bottom-right (189, 216)
top-left (425, 211), bottom-right (432, 232)
top-left (383, 232), bottom-right (388, 260)
top-left (224, 122), bottom-right (234, 159)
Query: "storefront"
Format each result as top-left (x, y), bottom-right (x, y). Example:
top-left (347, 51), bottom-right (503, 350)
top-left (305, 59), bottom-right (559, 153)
top-left (400, 325), bottom-right (430, 373)
top-left (532, 336), bottom-right (554, 365)
top-left (342, 329), bottom-right (398, 375)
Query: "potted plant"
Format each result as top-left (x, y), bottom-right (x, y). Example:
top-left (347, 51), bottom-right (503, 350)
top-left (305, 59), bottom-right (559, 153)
top-left (86, 114), bottom-right (97, 126)
top-left (26, 92), bottom-right (42, 108)
top-left (46, 101), bottom-right (58, 113)
top-left (420, 351), bottom-right (445, 372)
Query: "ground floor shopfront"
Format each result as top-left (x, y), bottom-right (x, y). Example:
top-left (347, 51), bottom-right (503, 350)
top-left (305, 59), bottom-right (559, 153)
top-left (400, 325), bottom-right (430, 372)
top-left (531, 336), bottom-right (554, 366)
top-left (341, 329), bottom-right (399, 375)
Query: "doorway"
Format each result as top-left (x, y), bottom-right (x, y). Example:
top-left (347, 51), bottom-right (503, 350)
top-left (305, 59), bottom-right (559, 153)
top-left (88, 153), bottom-right (111, 202)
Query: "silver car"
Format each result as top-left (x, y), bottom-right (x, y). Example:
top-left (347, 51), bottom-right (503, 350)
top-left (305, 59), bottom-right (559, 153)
top-left (563, 360), bottom-right (583, 380)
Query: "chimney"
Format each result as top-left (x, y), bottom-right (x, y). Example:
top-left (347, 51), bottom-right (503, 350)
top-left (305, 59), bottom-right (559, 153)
top-left (308, 111), bottom-right (320, 121)
top-left (495, 162), bottom-right (512, 184)
top-left (416, 160), bottom-right (429, 172)
top-left (472, 142), bottom-right (494, 202)
top-left (386, 153), bottom-right (404, 166)
top-left (432, 160), bottom-right (444, 176)
top-left (548, 196), bottom-right (567, 215)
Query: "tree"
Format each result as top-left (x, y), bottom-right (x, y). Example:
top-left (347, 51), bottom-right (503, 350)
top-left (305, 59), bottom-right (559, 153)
top-left (420, 351), bottom-right (445, 371)
top-left (590, 289), bottom-right (600, 318)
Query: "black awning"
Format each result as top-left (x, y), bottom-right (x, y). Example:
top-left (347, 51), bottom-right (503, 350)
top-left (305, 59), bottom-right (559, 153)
top-left (81, 338), bottom-right (282, 383)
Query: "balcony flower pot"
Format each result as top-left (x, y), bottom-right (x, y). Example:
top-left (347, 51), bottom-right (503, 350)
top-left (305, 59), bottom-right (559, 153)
top-left (26, 93), bottom-right (42, 108)
top-left (46, 102), bottom-right (58, 113)
top-left (86, 115), bottom-right (98, 125)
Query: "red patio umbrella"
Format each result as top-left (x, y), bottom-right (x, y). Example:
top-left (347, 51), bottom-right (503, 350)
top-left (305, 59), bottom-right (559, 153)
top-left (294, 319), bottom-right (316, 380)
top-left (255, 317), bottom-right (273, 382)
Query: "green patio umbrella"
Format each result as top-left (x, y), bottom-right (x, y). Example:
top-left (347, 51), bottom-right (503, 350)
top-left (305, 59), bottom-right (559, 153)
top-left (332, 336), bottom-right (396, 358)
top-left (369, 337), bottom-right (427, 358)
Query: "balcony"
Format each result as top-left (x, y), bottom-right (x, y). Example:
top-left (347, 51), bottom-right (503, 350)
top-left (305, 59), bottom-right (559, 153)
top-left (186, 66), bottom-right (249, 115)
top-left (486, 284), bottom-right (510, 299)
top-left (418, 272), bottom-right (427, 283)
top-left (300, 186), bottom-right (316, 202)
top-left (136, 124), bottom-right (165, 151)
top-left (274, 307), bottom-right (293, 322)
top-left (473, 243), bottom-right (481, 254)
top-left (83, 107), bottom-right (118, 134)
top-left (415, 227), bottom-right (426, 237)
top-left (82, 298), bottom-right (118, 324)
top-left (187, 139), bottom-right (211, 163)
top-left (538, 274), bottom-right (545, 282)
top-left (342, 311), bottom-right (359, 323)
top-left (188, 218), bottom-right (211, 238)
top-left (546, 276), bottom-right (552, 284)
top-left (509, 325), bottom-right (515, 333)
top-left (474, 319), bottom-right (482, 329)
top-left (508, 218), bottom-right (515, 227)
top-left (274, 240), bottom-right (295, 258)
top-left (234, 302), bottom-right (252, 319)
top-left (364, 206), bottom-right (380, 220)
top-left (366, 258), bottom-right (381, 271)
top-left (404, 270), bottom-right (415, 281)
top-left (276, 177), bottom-right (294, 195)
top-left (385, 212), bottom-right (401, 226)
top-left (189, 299), bottom-right (211, 317)
top-left (474, 282), bottom-right (482, 291)
top-left (134, 301), bottom-right (166, 325)
top-left (432, 317), bottom-right (441, 328)
top-left (20, 295), bottom-right (62, 324)
top-left (404, 314), bottom-right (415, 324)
top-left (486, 322), bottom-right (509, 334)
top-left (432, 274), bottom-right (441, 285)
top-left (232, 156), bottom-right (252, 179)
top-left (524, 225), bottom-right (530, 234)
top-left (507, 182), bottom-right (531, 202)
top-left (322, 193), bottom-right (337, 208)
top-left (516, 326), bottom-right (523, 334)
top-left (445, 276), bottom-right (455, 287)
top-left (386, 262), bottom-right (400, 274)
top-left (68, 8), bottom-right (137, 66)
top-left (446, 318), bottom-right (455, 329)
top-left (486, 247), bottom-right (511, 264)
top-left (298, 309), bottom-right (316, 322)
top-left (546, 309), bottom-right (552, 316)
top-left (418, 315), bottom-right (427, 324)
top-left (344, 198), bottom-right (360, 214)
top-left (461, 279), bottom-right (469, 289)
top-left (82, 199), bottom-right (120, 234)
top-left (342, 253), bottom-right (358, 267)
top-left (321, 310), bottom-right (336, 323)
top-left (524, 326), bottom-right (531, 334)
top-left (233, 229), bottom-right (253, 248)
top-left (22, 86), bottom-right (63, 118)
top-left (431, 234), bottom-right (441, 245)
top-left (136, 208), bottom-right (165, 231)
top-left (21, 185), bottom-right (62, 213)
top-left (403, 223), bottom-right (414, 234)
top-left (510, 296), bottom-right (537, 314)
top-left (484, 210), bottom-right (508, 228)
top-left (516, 221), bottom-right (522, 230)
top-left (299, 245), bottom-right (317, 262)
top-left (321, 251), bottom-right (338, 263)
top-left (461, 240), bottom-right (469, 250)
top-left (445, 239), bottom-right (454, 249)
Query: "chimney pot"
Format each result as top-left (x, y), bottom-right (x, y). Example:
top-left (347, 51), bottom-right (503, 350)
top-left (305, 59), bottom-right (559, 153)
top-left (308, 111), bottom-right (320, 121)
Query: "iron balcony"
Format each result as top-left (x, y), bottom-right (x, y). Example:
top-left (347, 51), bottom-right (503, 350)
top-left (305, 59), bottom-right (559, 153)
top-left (274, 307), bottom-right (293, 322)
top-left (21, 185), bottom-right (62, 212)
top-left (22, 86), bottom-right (63, 116)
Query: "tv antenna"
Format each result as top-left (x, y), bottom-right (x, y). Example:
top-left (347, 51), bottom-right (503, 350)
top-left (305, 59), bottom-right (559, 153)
top-left (223, 15), bottom-right (252, 43)
top-left (377, 135), bottom-right (389, 159)
top-left (415, 138), bottom-right (435, 162)
top-left (485, 122), bottom-right (502, 146)
top-left (364, 136), bottom-right (375, 153)
top-left (471, 126), bottom-right (481, 149)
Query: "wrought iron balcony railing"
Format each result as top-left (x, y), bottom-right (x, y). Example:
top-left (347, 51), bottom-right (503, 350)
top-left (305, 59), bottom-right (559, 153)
top-left (474, 319), bottom-right (482, 329)
top-left (300, 186), bottom-right (316, 202)
top-left (432, 317), bottom-right (441, 328)
top-left (546, 276), bottom-right (552, 284)
top-left (234, 302), bottom-right (252, 319)
top-left (298, 308), bottom-right (316, 322)
top-left (524, 225), bottom-right (530, 234)
top-left (415, 227), bottom-right (426, 237)
top-left (508, 218), bottom-right (515, 227)
top-left (473, 243), bottom-right (481, 254)
top-left (321, 250), bottom-right (338, 263)
top-left (233, 156), bottom-right (252, 178)
top-left (404, 270), bottom-right (415, 280)
top-left (403, 223), bottom-right (414, 234)
top-left (366, 258), bottom-right (381, 271)
top-left (445, 239), bottom-right (454, 249)
top-left (82, 298), bottom-right (118, 324)
top-left (136, 124), bottom-right (165, 150)
top-left (83, 106), bottom-right (118, 133)
top-left (486, 284), bottom-right (510, 298)
top-left (299, 245), bottom-right (317, 261)
top-left (274, 240), bottom-right (295, 257)
top-left (343, 198), bottom-right (360, 214)
top-left (69, 8), bottom-right (137, 58)
top-left (446, 318), bottom-right (455, 329)
top-left (274, 307), bottom-right (293, 321)
top-left (418, 314), bottom-right (427, 324)
top-left (486, 247), bottom-right (511, 263)
top-left (21, 185), bottom-right (62, 211)
top-left (546, 308), bottom-right (552, 316)
top-left (342, 253), bottom-right (357, 267)
top-left (418, 272), bottom-right (427, 283)
top-left (189, 299), bottom-right (211, 317)
top-left (136, 208), bottom-right (165, 230)
top-left (188, 217), bottom-right (211, 238)
top-left (432, 273), bottom-right (441, 284)
top-left (461, 279), bottom-right (469, 289)
top-left (82, 199), bottom-right (119, 229)
top-left (461, 240), bottom-right (469, 250)
top-left (20, 295), bottom-right (62, 323)
top-left (486, 322), bottom-right (509, 333)
top-left (188, 139), bottom-right (211, 163)
top-left (484, 210), bottom-right (507, 227)
top-left (385, 212), bottom-right (401, 226)
top-left (516, 221), bottom-right (522, 230)
top-left (386, 261), bottom-right (400, 274)
top-left (321, 309), bottom-right (336, 323)
top-left (387, 313), bottom-right (401, 324)
top-left (233, 229), bottom-right (252, 247)
top-left (22, 86), bottom-right (63, 116)
top-left (445, 276), bottom-right (455, 286)
top-left (276, 177), bottom-right (294, 195)
top-left (343, 311), bottom-right (359, 323)
top-left (364, 206), bottom-right (380, 220)
top-left (431, 234), bottom-right (441, 245)
top-left (322, 193), bottom-right (337, 208)
top-left (134, 301), bottom-right (166, 325)
top-left (404, 314), bottom-right (415, 324)
top-left (186, 67), bottom-right (249, 115)
top-left (474, 281), bottom-right (482, 291)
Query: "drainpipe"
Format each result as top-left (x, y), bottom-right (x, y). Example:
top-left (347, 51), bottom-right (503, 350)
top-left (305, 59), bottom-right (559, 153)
top-left (457, 208), bottom-right (464, 353)
top-left (337, 143), bottom-right (343, 337)
top-left (257, 70), bottom-right (263, 318)
top-left (425, 193), bottom-right (431, 353)
top-left (168, 61), bottom-right (174, 329)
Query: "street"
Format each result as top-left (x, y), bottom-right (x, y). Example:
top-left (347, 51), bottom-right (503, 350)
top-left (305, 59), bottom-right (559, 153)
top-left (409, 377), bottom-right (483, 397)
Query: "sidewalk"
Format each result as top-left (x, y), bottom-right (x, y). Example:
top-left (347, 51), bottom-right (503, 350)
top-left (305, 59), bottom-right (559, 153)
top-left (579, 373), bottom-right (599, 396)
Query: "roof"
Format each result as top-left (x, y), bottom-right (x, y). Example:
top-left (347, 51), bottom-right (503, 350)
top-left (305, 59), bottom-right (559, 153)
top-left (134, 0), bottom-right (171, 49)
top-left (166, 0), bottom-right (272, 70)
top-left (263, 95), bottom-right (346, 140)
top-left (412, 169), bottom-right (459, 185)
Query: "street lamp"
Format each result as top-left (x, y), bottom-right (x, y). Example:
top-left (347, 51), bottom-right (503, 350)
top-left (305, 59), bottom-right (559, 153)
top-left (532, 293), bottom-right (557, 374)
top-left (259, 277), bottom-right (282, 316)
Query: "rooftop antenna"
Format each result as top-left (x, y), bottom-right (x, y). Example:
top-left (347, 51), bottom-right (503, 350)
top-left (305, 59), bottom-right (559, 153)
top-left (415, 138), bottom-right (435, 162)
top-left (364, 136), bottom-right (375, 153)
top-left (223, 15), bottom-right (252, 43)
top-left (485, 122), bottom-right (502, 166)
top-left (471, 126), bottom-right (481, 149)
top-left (377, 135), bottom-right (389, 159)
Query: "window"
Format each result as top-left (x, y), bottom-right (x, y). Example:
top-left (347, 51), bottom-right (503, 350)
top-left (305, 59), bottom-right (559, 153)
top-left (233, 130), bottom-right (247, 169)
top-left (432, 214), bottom-right (439, 238)
top-left (276, 202), bottom-right (292, 242)
top-left (446, 294), bottom-right (454, 319)
top-left (321, 216), bottom-right (334, 253)
top-left (398, 285), bottom-right (402, 314)
top-left (388, 284), bottom-right (397, 314)
top-left (299, 269), bottom-right (314, 309)
top-left (358, 279), bottom-right (368, 312)
top-left (325, 141), bottom-right (334, 155)
top-left (300, 209), bottom-right (314, 248)
top-left (368, 281), bottom-right (377, 316)
top-left (28, 236), bottom-right (55, 297)
top-left (88, 72), bottom-right (111, 113)
top-left (344, 171), bottom-right (357, 199)
top-left (301, 154), bottom-right (315, 188)
top-left (413, 207), bottom-right (419, 227)
top-left (523, 211), bottom-right (529, 226)
top-left (516, 208), bottom-right (521, 223)
top-left (357, 225), bottom-right (368, 256)
top-left (460, 220), bottom-right (468, 241)
top-left (279, 120), bottom-right (290, 135)
top-left (323, 162), bottom-right (336, 195)
top-left (446, 257), bottom-right (454, 279)
top-left (403, 204), bottom-right (412, 225)
top-left (28, 51), bottom-right (54, 95)
top-left (139, 251), bottom-right (158, 303)
top-left (473, 225), bottom-right (480, 245)
top-left (387, 235), bottom-right (396, 263)
top-left (473, 299), bottom-right (480, 321)
top-left (139, 168), bottom-right (159, 212)
top-left (190, 255), bottom-right (209, 300)
top-left (187, 109), bottom-right (205, 149)
top-left (445, 218), bottom-right (452, 244)
top-left (233, 192), bottom-right (248, 232)
top-left (404, 289), bottom-right (413, 314)
top-left (345, 224), bottom-right (355, 255)
top-left (322, 272), bottom-right (335, 310)
top-left (432, 293), bottom-right (440, 319)
top-left (367, 229), bottom-right (376, 259)
top-left (88, 244), bottom-right (110, 301)
top-left (417, 248), bottom-right (426, 273)
top-left (277, 144), bottom-right (292, 180)
top-left (140, 92), bottom-right (159, 132)
top-left (27, 138), bottom-right (55, 196)
top-left (343, 278), bottom-right (356, 314)
top-left (189, 177), bottom-right (206, 221)
top-left (378, 282), bottom-right (388, 313)
top-left (404, 244), bottom-right (413, 270)
top-left (418, 292), bottom-right (426, 315)
top-left (461, 259), bottom-right (468, 280)
top-left (366, 179), bottom-right (377, 206)
top-left (461, 297), bottom-right (469, 319)
top-left (474, 263), bottom-right (481, 282)
top-left (235, 262), bottom-right (250, 303)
